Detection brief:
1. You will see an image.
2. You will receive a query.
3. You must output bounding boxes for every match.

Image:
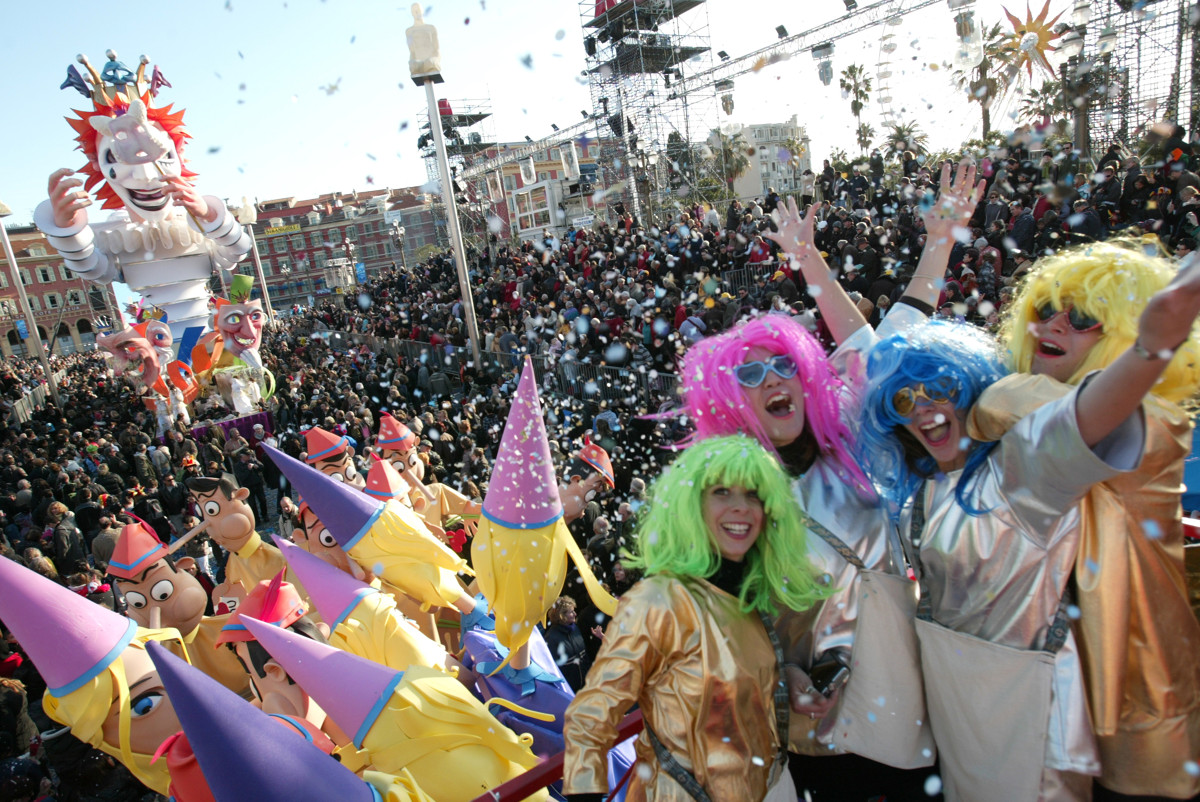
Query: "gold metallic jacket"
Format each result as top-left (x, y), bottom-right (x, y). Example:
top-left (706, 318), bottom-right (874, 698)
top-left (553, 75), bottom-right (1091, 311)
top-left (563, 576), bottom-right (779, 801)
top-left (969, 373), bottom-right (1200, 798)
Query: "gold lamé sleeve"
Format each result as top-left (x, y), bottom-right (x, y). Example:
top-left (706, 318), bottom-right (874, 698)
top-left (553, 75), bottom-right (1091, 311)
top-left (562, 578), bottom-right (684, 795)
top-left (966, 373), bottom-right (1072, 443)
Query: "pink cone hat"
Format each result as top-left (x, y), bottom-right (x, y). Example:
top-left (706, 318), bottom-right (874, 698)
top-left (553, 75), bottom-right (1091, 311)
top-left (304, 426), bottom-right (349, 464)
top-left (363, 458), bottom-right (411, 501)
top-left (377, 412), bottom-right (417, 451)
top-left (240, 615), bottom-right (403, 749)
top-left (263, 444), bottom-right (383, 551)
top-left (146, 641), bottom-right (375, 802)
top-left (0, 555), bottom-right (137, 696)
top-left (481, 357), bottom-right (563, 530)
top-left (271, 534), bottom-right (378, 629)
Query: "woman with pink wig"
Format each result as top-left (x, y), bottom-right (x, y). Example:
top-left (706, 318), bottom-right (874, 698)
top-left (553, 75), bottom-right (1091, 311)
top-left (677, 162), bottom-right (985, 799)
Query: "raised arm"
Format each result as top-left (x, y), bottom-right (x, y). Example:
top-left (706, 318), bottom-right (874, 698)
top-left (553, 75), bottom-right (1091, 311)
top-left (766, 197), bottom-right (868, 344)
top-left (1076, 253), bottom-right (1200, 446)
top-left (902, 161), bottom-right (986, 311)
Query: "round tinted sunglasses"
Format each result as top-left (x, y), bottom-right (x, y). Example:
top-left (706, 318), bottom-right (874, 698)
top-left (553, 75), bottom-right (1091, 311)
top-left (893, 381), bottom-right (959, 416)
top-left (734, 355), bottom-right (798, 387)
top-left (1035, 303), bottom-right (1102, 333)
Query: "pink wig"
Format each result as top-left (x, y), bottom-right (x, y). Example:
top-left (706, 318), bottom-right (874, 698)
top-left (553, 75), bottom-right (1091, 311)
top-left (679, 315), bottom-right (871, 493)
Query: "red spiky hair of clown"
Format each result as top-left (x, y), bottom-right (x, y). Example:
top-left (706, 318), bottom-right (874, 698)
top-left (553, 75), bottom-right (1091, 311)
top-left (66, 91), bottom-right (198, 212)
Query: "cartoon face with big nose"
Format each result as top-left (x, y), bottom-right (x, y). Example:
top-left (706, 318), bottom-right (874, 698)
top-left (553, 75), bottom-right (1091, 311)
top-left (216, 299), bottom-right (265, 367)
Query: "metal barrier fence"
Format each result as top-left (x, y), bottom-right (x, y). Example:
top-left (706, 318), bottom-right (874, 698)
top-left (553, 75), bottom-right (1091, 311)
top-left (720, 260), bottom-right (779, 293)
top-left (7, 370), bottom-right (70, 424)
top-left (325, 331), bottom-right (680, 409)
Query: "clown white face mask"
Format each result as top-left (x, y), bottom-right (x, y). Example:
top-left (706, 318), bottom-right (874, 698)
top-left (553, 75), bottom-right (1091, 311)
top-left (90, 100), bottom-right (181, 224)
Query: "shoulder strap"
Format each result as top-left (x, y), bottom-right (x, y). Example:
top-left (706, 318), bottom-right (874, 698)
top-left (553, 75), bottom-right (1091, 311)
top-left (642, 722), bottom-right (712, 802)
top-left (801, 512), bottom-right (867, 570)
top-left (758, 610), bottom-right (790, 758)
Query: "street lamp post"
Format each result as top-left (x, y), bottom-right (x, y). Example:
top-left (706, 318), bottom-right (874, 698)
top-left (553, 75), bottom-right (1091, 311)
top-left (235, 198), bottom-right (276, 326)
top-left (0, 199), bottom-right (62, 408)
top-left (406, 3), bottom-right (483, 368)
top-left (391, 220), bottom-right (408, 272)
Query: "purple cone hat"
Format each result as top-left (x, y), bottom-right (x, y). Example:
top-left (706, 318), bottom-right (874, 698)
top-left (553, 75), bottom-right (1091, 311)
top-left (145, 641), bottom-right (375, 802)
top-left (481, 358), bottom-right (564, 530)
top-left (272, 534), bottom-right (379, 629)
top-left (0, 554), bottom-right (137, 696)
top-left (240, 615), bottom-right (403, 749)
top-left (263, 443), bottom-right (382, 551)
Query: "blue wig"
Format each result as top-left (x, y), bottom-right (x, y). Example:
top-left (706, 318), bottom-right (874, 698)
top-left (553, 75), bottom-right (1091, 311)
top-left (857, 320), bottom-right (1008, 517)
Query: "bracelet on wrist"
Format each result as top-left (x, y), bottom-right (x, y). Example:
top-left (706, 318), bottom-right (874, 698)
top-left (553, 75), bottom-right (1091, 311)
top-left (1132, 337), bottom-right (1182, 361)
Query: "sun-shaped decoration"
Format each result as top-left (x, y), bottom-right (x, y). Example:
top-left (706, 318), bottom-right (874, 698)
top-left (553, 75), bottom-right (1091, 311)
top-left (1000, 0), bottom-right (1065, 79)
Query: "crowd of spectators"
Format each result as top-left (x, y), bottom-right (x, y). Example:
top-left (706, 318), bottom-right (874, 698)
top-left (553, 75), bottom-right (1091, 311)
top-left (1, 130), bottom-right (1198, 798)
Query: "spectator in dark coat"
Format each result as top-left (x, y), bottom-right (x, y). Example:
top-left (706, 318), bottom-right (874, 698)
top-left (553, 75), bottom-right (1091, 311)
top-left (543, 596), bottom-right (592, 691)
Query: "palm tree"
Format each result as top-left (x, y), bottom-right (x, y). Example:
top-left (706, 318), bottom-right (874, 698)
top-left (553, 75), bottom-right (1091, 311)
top-left (782, 136), bottom-right (807, 190)
top-left (884, 121), bottom-right (929, 159)
top-left (708, 128), bottom-right (751, 193)
top-left (855, 123), bottom-right (876, 155)
top-left (1016, 79), bottom-right (1068, 126)
top-left (839, 64), bottom-right (873, 152)
top-left (951, 22), bottom-right (1017, 139)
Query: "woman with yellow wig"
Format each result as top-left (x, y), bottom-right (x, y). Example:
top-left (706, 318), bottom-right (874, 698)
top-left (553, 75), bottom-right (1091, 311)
top-left (0, 554), bottom-right (187, 795)
top-left (989, 242), bottom-right (1200, 800)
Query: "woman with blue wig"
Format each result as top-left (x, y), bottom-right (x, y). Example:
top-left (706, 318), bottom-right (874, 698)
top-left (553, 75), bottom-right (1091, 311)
top-left (562, 435), bottom-right (829, 802)
top-left (857, 250), bottom-right (1200, 801)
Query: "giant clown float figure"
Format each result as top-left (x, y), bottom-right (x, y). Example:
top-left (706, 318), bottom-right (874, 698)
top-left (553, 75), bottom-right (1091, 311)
top-left (35, 50), bottom-right (259, 416)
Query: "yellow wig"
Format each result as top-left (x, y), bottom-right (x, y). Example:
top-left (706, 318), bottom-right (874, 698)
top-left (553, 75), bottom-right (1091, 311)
top-left (338, 665), bottom-right (548, 802)
top-left (329, 590), bottom-right (453, 675)
top-left (1000, 240), bottom-right (1200, 405)
top-left (42, 628), bottom-right (188, 796)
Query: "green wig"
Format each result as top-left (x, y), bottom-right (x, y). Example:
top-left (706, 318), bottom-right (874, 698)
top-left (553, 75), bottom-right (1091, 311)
top-left (625, 435), bottom-right (830, 616)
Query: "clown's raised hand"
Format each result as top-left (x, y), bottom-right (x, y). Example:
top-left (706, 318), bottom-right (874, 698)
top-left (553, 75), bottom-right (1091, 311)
top-left (162, 176), bottom-right (217, 224)
top-left (47, 168), bottom-right (93, 229)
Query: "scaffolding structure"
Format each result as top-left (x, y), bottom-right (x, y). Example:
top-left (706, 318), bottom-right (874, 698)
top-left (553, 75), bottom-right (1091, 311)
top-left (1082, 0), bottom-right (1198, 151)
top-left (580, 0), bottom-right (724, 223)
top-left (417, 99), bottom-right (496, 255)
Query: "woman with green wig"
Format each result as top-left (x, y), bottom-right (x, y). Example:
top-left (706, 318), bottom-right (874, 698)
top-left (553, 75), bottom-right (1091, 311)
top-left (561, 435), bottom-right (829, 802)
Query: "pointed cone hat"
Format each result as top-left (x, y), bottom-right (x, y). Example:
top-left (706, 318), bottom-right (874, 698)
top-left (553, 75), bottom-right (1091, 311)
top-left (215, 571), bottom-right (308, 645)
top-left (576, 440), bottom-right (615, 488)
top-left (377, 412), bottom-right (417, 451)
top-left (263, 444), bottom-right (382, 551)
top-left (364, 458), bottom-right (410, 502)
top-left (272, 535), bottom-right (378, 630)
top-left (146, 641), bottom-right (374, 802)
top-left (0, 555), bottom-right (138, 696)
top-left (240, 615), bottom-right (403, 749)
top-left (108, 520), bottom-right (169, 580)
top-left (481, 357), bottom-right (563, 529)
top-left (304, 427), bottom-right (349, 464)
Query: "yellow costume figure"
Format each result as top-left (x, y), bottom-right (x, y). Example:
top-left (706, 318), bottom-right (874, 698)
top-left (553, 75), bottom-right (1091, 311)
top-left (564, 436), bottom-right (830, 801)
top-left (241, 616), bottom-right (548, 802)
top-left (993, 242), bottom-right (1200, 798)
top-left (473, 359), bottom-right (616, 665)
top-left (264, 445), bottom-right (485, 625)
top-left (0, 554), bottom-right (191, 796)
top-left (147, 638), bottom-right (437, 802)
top-left (274, 534), bottom-right (466, 678)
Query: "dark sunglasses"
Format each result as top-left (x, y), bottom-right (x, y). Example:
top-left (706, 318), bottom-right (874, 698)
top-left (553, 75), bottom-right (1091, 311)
top-left (1035, 302), bottom-right (1102, 333)
top-left (893, 380), bottom-right (959, 416)
top-left (734, 355), bottom-right (798, 388)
